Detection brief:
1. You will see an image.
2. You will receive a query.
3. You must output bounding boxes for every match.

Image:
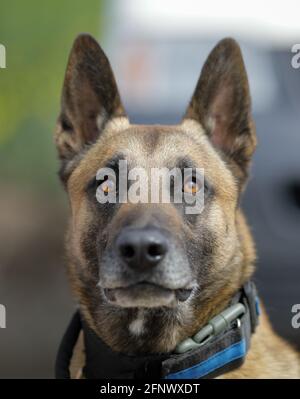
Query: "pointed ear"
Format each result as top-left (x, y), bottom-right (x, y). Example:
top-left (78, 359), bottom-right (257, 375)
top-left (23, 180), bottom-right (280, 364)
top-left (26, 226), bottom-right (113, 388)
top-left (55, 34), bottom-right (127, 177)
top-left (184, 38), bottom-right (256, 182)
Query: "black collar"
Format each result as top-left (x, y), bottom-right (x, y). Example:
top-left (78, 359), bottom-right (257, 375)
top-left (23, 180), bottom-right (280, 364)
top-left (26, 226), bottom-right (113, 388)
top-left (55, 281), bottom-right (259, 379)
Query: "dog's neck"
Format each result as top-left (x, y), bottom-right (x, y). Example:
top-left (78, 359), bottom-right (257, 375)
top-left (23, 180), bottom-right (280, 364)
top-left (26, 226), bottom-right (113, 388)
top-left (56, 280), bottom-right (259, 379)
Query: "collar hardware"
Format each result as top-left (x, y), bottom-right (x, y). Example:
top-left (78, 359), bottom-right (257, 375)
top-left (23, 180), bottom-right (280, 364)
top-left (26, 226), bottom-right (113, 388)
top-left (175, 303), bottom-right (246, 354)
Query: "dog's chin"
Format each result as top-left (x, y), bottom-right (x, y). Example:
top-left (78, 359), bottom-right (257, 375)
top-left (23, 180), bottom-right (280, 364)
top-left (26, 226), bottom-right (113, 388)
top-left (102, 283), bottom-right (192, 308)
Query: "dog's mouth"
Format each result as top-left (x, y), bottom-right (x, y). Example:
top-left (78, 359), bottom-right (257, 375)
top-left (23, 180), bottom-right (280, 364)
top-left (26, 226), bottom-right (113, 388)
top-left (102, 282), bottom-right (194, 308)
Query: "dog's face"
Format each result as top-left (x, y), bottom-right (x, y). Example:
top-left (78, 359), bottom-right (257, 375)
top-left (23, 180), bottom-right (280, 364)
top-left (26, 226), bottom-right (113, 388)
top-left (55, 35), bottom-right (256, 352)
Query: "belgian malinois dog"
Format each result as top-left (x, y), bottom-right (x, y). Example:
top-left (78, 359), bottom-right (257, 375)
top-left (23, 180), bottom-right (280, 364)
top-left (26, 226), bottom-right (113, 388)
top-left (55, 34), bottom-right (299, 378)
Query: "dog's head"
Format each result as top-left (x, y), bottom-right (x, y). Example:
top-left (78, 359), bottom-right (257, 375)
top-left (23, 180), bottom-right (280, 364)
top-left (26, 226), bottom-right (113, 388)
top-left (55, 34), bottom-right (256, 352)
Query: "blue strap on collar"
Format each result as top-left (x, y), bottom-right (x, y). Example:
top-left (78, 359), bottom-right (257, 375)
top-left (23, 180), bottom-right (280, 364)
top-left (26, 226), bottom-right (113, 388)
top-left (165, 339), bottom-right (246, 379)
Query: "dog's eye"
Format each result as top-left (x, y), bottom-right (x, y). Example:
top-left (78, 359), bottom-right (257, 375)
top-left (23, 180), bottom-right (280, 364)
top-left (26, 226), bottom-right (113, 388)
top-left (183, 177), bottom-right (201, 195)
top-left (99, 178), bottom-right (116, 194)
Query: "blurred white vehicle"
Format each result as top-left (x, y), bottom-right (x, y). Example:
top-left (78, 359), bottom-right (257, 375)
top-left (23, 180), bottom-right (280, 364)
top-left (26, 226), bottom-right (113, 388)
top-left (102, 0), bottom-right (300, 120)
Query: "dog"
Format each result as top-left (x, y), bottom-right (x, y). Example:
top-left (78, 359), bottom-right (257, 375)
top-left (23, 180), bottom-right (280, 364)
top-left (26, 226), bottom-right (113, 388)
top-left (54, 34), bottom-right (299, 378)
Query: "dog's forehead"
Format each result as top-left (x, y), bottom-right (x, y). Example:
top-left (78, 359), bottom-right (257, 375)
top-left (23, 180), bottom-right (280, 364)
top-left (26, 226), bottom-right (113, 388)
top-left (103, 124), bottom-right (197, 167)
top-left (77, 121), bottom-right (212, 167)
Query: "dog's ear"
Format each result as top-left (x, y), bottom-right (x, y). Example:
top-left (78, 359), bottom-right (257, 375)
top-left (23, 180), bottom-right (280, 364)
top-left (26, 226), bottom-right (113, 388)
top-left (184, 38), bottom-right (256, 183)
top-left (55, 34), bottom-right (126, 180)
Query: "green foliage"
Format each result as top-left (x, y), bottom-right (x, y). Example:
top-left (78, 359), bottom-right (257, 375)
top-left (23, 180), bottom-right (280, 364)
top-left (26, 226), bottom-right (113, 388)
top-left (0, 0), bottom-right (102, 191)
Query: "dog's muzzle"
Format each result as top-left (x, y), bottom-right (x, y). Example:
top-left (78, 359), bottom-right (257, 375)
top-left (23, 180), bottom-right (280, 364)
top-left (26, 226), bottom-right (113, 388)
top-left (99, 226), bottom-right (195, 308)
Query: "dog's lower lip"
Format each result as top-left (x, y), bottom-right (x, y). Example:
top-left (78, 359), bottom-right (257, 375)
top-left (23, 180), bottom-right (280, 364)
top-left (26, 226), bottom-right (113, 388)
top-left (103, 282), bottom-right (193, 303)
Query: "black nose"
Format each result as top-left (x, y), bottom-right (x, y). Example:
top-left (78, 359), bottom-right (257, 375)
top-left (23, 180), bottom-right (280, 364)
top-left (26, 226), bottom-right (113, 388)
top-left (116, 228), bottom-right (168, 270)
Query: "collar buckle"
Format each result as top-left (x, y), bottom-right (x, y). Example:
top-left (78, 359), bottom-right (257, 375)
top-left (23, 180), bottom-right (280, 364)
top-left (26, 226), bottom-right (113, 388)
top-left (175, 303), bottom-right (246, 354)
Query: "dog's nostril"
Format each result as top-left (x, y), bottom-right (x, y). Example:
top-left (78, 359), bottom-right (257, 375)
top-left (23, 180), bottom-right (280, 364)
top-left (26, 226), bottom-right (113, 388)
top-left (147, 243), bottom-right (165, 258)
top-left (120, 244), bottom-right (135, 259)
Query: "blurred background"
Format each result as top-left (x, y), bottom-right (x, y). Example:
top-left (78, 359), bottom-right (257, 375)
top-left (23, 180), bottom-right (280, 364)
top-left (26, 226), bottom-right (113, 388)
top-left (0, 0), bottom-right (299, 378)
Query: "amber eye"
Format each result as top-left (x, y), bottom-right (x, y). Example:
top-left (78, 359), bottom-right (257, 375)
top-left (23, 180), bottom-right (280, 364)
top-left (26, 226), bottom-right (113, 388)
top-left (183, 177), bottom-right (201, 195)
top-left (99, 178), bottom-right (116, 194)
